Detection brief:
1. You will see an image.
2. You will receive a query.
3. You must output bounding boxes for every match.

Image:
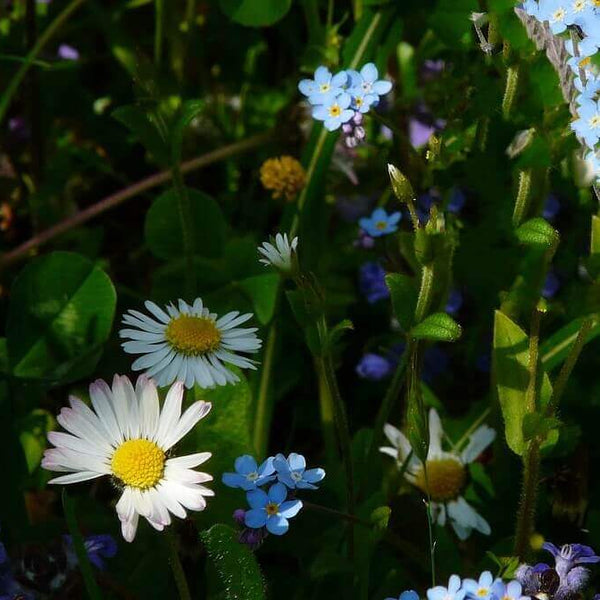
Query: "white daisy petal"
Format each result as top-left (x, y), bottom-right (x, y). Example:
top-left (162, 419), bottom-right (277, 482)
top-left (427, 408), bottom-right (444, 459)
top-left (162, 401), bottom-right (212, 450)
top-left (48, 471), bottom-right (103, 485)
top-left (460, 425), bottom-right (496, 463)
top-left (155, 381), bottom-right (184, 447)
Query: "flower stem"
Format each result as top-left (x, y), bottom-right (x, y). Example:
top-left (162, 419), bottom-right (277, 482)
top-left (414, 264), bottom-right (435, 323)
top-left (513, 439), bottom-right (541, 560)
top-left (546, 317), bottom-right (593, 417)
top-left (171, 164), bottom-right (197, 298)
top-left (0, 131), bottom-right (273, 271)
top-left (62, 490), bottom-right (102, 600)
top-left (165, 529), bottom-right (192, 600)
top-left (0, 0), bottom-right (87, 125)
top-left (502, 65), bottom-right (520, 120)
top-left (253, 321), bottom-right (278, 457)
top-left (513, 169), bottom-right (532, 227)
top-left (317, 329), bottom-right (356, 558)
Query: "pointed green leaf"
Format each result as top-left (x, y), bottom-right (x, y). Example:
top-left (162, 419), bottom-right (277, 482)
top-left (171, 99), bottom-right (204, 166)
top-left (385, 273), bottom-right (417, 332)
top-left (541, 315), bottom-right (600, 371)
top-left (219, 0), bottom-right (291, 27)
top-left (238, 273), bottom-right (279, 325)
top-left (493, 311), bottom-right (553, 455)
top-left (411, 312), bottom-right (462, 342)
top-left (515, 217), bottom-right (559, 250)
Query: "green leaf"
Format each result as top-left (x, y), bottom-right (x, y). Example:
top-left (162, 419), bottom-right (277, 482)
top-left (428, 0), bottom-right (478, 48)
top-left (325, 319), bottom-right (354, 352)
top-left (370, 506), bottom-right (391, 535)
top-left (219, 0), bottom-right (291, 27)
top-left (493, 311), bottom-right (552, 455)
top-left (238, 273), bottom-right (279, 325)
top-left (385, 273), bottom-right (417, 332)
top-left (171, 99), bottom-right (204, 165)
top-left (112, 105), bottom-right (169, 166)
top-left (200, 524), bottom-right (266, 600)
top-left (145, 188), bottom-right (226, 260)
top-left (522, 413), bottom-right (561, 442)
top-left (411, 313), bottom-right (462, 342)
top-left (406, 385), bottom-right (429, 463)
top-left (7, 252), bottom-right (116, 382)
top-left (541, 316), bottom-right (600, 371)
top-left (515, 218), bottom-right (559, 250)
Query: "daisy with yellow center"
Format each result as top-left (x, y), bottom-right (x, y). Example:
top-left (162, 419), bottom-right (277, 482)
top-left (119, 298), bottom-right (262, 389)
top-left (380, 408), bottom-right (495, 540)
top-left (42, 375), bottom-right (214, 542)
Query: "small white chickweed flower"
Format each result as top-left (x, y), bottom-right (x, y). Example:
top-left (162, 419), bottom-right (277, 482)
top-left (258, 233), bottom-right (298, 272)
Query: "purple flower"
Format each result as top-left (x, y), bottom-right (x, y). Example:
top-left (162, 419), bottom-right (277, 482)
top-left (448, 188), bottom-right (466, 214)
top-left (542, 272), bottom-right (560, 299)
top-left (356, 353), bottom-right (393, 380)
top-left (445, 289), bottom-right (463, 316)
top-left (359, 262), bottom-right (389, 304)
top-left (420, 59), bottom-right (445, 82)
top-left (57, 44), bottom-right (79, 61)
top-left (543, 543), bottom-right (600, 578)
top-left (64, 534), bottom-right (117, 570)
top-left (543, 194), bottom-right (561, 220)
top-left (408, 105), bottom-right (445, 149)
top-left (341, 112), bottom-right (367, 148)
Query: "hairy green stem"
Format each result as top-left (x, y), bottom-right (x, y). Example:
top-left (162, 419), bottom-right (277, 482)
top-left (422, 471), bottom-right (437, 587)
top-left (165, 529), bottom-right (192, 600)
top-left (513, 169), bottom-right (532, 227)
top-left (62, 491), bottom-right (102, 600)
top-left (414, 264), bottom-right (435, 323)
top-left (317, 358), bottom-right (338, 465)
top-left (502, 65), bottom-right (520, 120)
top-left (514, 307), bottom-right (542, 559)
top-left (514, 440), bottom-right (541, 559)
top-left (0, 0), bottom-right (87, 125)
top-left (546, 317), bottom-right (593, 417)
top-left (253, 322), bottom-right (278, 457)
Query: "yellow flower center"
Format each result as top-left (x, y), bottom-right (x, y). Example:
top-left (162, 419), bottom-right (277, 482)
top-left (319, 83), bottom-right (331, 93)
top-left (355, 97), bottom-right (363, 107)
top-left (573, 0), bottom-right (585, 11)
top-left (551, 7), bottom-right (566, 21)
top-left (328, 104), bottom-right (341, 117)
top-left (580, 56), bottom-right (591, 68)
top-left (265, 502), bottom-right (279, 516)
top-left (414, 458), bottom-right (467, 502)
top-left (593, 0), bottom-right (600, 6)
top-left (477, 590), bottom-right (489, 597)
top-left (165, 314), bottom-right (221, 356)
top-left (375, 220), bottom-right (388, 230)
top-left (589, 115), bottom-right (600, 129)
top-left (111, 439), bottom-right (165, 489)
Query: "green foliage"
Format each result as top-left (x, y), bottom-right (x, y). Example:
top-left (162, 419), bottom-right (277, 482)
top-left (411, 312), bottom-right (462, 342)
top-left (145, 188), bottom-right (226, 260)
top-left (238, 273), bottom-right (279, 325)
top-left (219, 0), bottom-right (292, 27)
top-left (493, 311), bottom-right (552, 455)
top-left (7, 252), bottom-right (116, 383)
top-left (515, 218), bottom-right (559, 250)
top-left (200, 524), bottom-right (266, 600)
top-left (386, 273), bottom-right (417, 332)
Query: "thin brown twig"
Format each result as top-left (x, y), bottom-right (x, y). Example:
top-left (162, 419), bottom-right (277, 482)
top-left (0, 131), bottom-right (273, 271)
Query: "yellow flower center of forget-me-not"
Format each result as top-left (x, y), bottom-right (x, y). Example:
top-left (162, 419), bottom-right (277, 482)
top-left (588, 115), bottom-right (600, 129)
top-left (414, 458), bottom-right (467, 502)
top-left (328, 104), bottom-right (341, 117)
top-left (319, 83), bottom-right (331, 93)
top-left (111, 439), bottom-right (165, 489)
top-left (165, 314), bottom-right (221, 356)
top-left (265, 502), bottom-right (279, 516)
top-left (551, 7), bottom-right (566, 21)
top-left (572, 0), bottom-right (585, 11)
top-left (375, 220), bottom-right (388, 230)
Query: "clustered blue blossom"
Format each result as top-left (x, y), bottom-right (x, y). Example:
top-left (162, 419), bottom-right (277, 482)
top-left (388, 572), bottom-right (528, 600)
top-left (516, 541), bottom-right (600, 600)
top-left (298, 63), bottom-right (392, 143)
top-left (223, 453), bottom-right (325, 547)
top-left (523, 0), bottom-right (600, 184)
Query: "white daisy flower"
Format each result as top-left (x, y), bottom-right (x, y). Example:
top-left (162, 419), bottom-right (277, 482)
top-left (42, 375), bottom-right (214, 542)
top-left (258, 232), bottom-right (298, 271)
top-left (119, 298), bottom-right (262, 389)
top-left (380, 408), bottom-right (496, 540)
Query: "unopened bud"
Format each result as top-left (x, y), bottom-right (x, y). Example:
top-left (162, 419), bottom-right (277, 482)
top-left (387, 163), bottom-right (414, 203)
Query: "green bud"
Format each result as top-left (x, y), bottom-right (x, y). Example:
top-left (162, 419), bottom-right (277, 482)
top-left (387, 163), bottom-right (414, 202)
